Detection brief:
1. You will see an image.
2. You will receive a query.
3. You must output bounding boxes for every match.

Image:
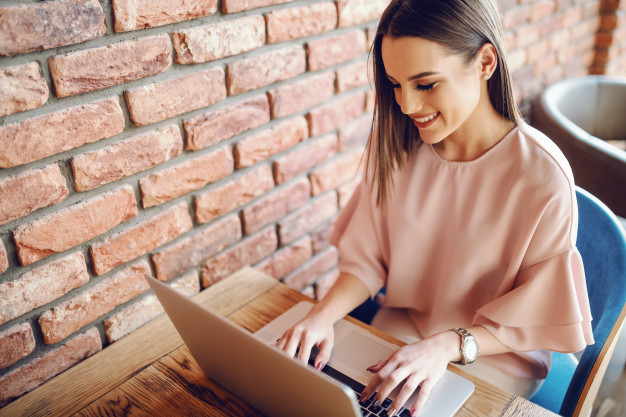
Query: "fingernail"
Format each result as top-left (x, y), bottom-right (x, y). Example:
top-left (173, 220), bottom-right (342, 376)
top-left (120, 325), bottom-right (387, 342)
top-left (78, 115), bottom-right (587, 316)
top-left (366, 366), bottom-right (376, 373)
top-left (315, 362), bottom-right (324, 372)
top-left (387, 408), bottom-right (397, 416)
top-left (410, 408), bottom-right (418, 417)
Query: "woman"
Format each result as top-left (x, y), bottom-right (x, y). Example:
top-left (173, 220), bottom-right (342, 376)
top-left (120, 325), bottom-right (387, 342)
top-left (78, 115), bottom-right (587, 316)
top-left (276, 0), bottom-right (593, 415)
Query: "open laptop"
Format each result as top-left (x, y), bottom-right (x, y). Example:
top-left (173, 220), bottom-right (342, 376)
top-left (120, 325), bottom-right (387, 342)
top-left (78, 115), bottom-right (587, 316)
top-left (146, 276), bottom-right (474, 417)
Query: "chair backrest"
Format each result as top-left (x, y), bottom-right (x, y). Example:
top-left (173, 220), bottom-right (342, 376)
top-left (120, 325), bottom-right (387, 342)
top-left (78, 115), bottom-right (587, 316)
top-left (560, 187), bottom-right (626, 417)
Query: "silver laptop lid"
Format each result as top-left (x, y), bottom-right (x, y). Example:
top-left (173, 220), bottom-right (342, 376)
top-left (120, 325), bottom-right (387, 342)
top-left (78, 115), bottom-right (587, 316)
top-left (147, 276), bottom-right (362, 417)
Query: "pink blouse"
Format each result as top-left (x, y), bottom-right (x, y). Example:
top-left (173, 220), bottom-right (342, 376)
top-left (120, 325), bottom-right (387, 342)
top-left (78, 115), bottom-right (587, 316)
top-left (330, 124), bottom-right (594, 378)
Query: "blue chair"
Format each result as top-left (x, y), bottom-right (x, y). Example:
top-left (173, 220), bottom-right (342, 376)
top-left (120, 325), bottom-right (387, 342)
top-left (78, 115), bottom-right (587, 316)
top-left (530, 187), bottom-right (626, 416)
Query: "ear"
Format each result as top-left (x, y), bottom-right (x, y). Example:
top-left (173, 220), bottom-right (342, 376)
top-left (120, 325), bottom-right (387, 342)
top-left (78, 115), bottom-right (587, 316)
top-left (477, 43), bottom-right (498, 80)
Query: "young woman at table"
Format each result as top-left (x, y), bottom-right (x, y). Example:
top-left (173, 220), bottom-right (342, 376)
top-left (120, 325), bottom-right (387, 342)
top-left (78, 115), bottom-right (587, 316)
top-left (276, 0), bottom-right (594, 415)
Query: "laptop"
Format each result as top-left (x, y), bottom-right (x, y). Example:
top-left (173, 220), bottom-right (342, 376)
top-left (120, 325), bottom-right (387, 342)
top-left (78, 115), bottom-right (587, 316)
top-left (146, 275), bottom-right (474, 417)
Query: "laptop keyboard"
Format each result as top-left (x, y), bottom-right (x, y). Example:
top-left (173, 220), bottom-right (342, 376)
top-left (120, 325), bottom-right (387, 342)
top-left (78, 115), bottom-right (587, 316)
top-left (307, 347), bottom-right (410, 417)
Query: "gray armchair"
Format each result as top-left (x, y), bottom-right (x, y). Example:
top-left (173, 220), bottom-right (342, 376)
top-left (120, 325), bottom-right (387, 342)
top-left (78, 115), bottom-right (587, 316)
top-left (532, 76), bottom-right (626, 218)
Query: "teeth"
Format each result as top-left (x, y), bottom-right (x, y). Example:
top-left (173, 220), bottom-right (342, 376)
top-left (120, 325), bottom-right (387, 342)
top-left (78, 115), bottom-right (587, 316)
top-left (414, 113), bottom-right (437, 123)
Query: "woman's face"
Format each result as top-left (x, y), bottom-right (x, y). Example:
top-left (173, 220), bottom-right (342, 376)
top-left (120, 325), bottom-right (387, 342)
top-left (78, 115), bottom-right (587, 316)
top-left (381, 36), bottom-right (484, 145)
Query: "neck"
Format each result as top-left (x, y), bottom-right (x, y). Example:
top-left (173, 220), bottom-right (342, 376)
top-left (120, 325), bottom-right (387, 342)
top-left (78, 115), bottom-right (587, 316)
top-left (434, 103), bottom-right (516, 162)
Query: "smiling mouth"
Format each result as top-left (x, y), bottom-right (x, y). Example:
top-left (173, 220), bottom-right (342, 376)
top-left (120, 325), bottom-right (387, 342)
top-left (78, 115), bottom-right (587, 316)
top-left (413, 113), bottom-right (438, 123)
top-left (411, 112), bottom-right (439, 128)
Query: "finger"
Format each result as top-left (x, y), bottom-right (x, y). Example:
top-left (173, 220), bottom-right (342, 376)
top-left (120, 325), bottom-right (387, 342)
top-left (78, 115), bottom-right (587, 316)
top-left (389, 374), bottom-right (421, 415)
top-left (314, 338), bottom-right (333, 371)
top-left (282, 329), bottom-right (302, 359)
top-left (374, 367), bottom-right (409, 406)
top-left (360, 365), bottom-right (387, 402)
top-left (366, 355), bottom-right (390, 373)
top-left (297, 335), bottom-right (315, 366)
top-left (410, 379), bottom-right (435, 416)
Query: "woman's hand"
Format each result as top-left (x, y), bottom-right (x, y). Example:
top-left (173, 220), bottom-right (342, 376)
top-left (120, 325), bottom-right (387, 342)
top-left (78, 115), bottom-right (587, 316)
top-left (275, 304), bottom-right (336, 370)
top-left (360, 331), bottom-right (459, 416)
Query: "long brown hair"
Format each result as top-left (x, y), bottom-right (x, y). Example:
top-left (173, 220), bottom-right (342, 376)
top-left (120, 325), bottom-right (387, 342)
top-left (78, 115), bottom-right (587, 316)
top-left (367, 0), bottom-right (523, 207)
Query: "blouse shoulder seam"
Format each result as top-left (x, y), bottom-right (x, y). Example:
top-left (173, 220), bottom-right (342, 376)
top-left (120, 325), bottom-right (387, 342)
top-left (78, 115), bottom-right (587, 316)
top-left (519, 125), bottom-right (577, 246)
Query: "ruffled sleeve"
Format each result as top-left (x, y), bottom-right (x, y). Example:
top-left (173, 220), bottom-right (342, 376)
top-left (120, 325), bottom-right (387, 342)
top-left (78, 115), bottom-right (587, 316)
top-left (475, 248), bottom-right (593, 352)
top-left (329, 178), bottom-right (387, 298)
top-left (474, 182), bottom-right (594, 353)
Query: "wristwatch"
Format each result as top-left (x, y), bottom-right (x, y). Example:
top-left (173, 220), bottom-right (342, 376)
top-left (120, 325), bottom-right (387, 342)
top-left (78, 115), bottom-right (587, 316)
top-left (451, 328), bottom-right (479, 365)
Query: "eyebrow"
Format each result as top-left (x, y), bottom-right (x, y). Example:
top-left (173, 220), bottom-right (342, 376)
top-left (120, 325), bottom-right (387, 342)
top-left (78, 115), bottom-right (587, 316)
top-left (387, 71), bottom-right (440, 82)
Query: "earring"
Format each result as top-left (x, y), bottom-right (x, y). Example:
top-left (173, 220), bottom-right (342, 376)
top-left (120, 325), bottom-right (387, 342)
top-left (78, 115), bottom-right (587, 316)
top-left (483, 74), bottom-right (489, 80)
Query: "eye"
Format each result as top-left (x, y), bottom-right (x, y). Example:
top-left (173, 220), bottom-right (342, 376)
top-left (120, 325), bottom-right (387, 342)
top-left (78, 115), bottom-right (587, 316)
top-left (415, 82), bottom-right (436, 92)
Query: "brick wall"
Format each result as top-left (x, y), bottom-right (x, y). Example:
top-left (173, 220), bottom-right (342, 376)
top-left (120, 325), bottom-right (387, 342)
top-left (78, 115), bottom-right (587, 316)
top-left (0, 0), bottom-right (621, 407)
top-left (591, 0), bottom-right (626, 75)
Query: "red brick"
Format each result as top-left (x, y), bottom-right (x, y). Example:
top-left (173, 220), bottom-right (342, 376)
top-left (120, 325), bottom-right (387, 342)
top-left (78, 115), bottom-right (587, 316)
top-left (338, 175), bottom-right (362, 208)
top-left (90, 202), bottom-right (193, 275)
top-left (185, 95), bottom-right (270, 151)
top-left (72, 125), bottom-right (183, 192)
top-left (508, 49), bottom-right (528, 73)
top-left (530, 0), bottom-right (555, 22)
top-left (336, 0), bottom-right (388, 27)
top-left (0, 97), bottom-right (124, 168)
top-left (242, 178), bottom-right (311, 234)
top-left (339, 114), bottom-right (372, 150)
top-left (311, 219), bottom-right (335, 254)
top-left (103, 271), bottom-right (199, 343)
top-left (222, 0), bottom-right (292, 13)
top-left (0, 0), bottom-right (105, 56)
top-left (195, 165), bottom-right (275, 224)
top-left (152, 215), bottom-right (241, 281)
top-left (14, 185), bottom-right (137, 266)
top-left (283, 246), bottom-right (338, 291)
top-left (173, 16), bottom-right (265, 64)
top-left (273, 134), bottom-right (338, 184)
top-left (336, 60), bottom-right (370, 92)
top-left (202, 226), bottom-right (277, 286)
top-left (0, 328), bottom-right (101, 407)
top-left (268, 71), bottom-right (335, 119)
top-left (0, 240), bottom-right (7, 274)
top-left (314, 268), bottom-right (340, 300)
top-left (266, 3), bottom-right (337, 44)
top-left (0, 252), bottom-right (89, 325)
top-left (599, 14), bottom-right (618, 31)
top-left (39, 261), bottom-right (150, 345)
top-left (49, 35), bottom-right (171, 98)
top-left (126, 67), bottom-right (226, 126)
top-left (0, 62), bottom-right (49, 117)
top-left (307, 92), bottom-right (366, 136)
top-left (140, 146), bottom-right (234, 208)
top-left (0, 164), bottom-right (69, 227)
top-left (502, 5), bottom-right (530, 29)
top-left (307, 30), bottom-right (368, 71)
top-left (113, 0), bottom-right (217, 32)
top-left (278, 192), bottom-right (338, 245)
top-left (257, 235), bottom-right (312, 280)
top-left (235, 116), bottom-right (308, 168)
top-left (227, 45), bottom-right (306, 95)
top-left (0, 323), bottom-right (36, 370)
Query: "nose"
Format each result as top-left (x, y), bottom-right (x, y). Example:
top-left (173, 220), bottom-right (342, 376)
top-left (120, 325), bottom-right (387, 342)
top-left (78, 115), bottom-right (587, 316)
top-left (397, 88), bottom-right (422, 115)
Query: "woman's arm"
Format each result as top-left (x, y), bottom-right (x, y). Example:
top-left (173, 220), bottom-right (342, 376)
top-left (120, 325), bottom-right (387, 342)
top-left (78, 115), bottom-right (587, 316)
top-left (276, 272), bottom-right (372, 368)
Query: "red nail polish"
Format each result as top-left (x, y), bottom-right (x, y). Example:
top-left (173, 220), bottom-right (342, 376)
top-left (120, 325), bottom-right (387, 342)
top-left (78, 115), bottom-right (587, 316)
top-left (410, 408), bottom-right (418, 417)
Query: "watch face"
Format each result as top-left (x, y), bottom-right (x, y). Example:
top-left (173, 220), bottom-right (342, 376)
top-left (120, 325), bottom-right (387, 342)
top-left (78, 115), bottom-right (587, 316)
top-left (464, 338), bottom-right (479, 361)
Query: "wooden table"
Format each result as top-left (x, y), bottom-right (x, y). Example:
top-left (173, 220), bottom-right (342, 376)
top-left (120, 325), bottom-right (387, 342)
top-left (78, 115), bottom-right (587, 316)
top-left (0, 267), bottom-right (558, 417)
